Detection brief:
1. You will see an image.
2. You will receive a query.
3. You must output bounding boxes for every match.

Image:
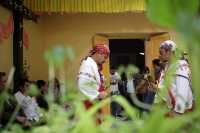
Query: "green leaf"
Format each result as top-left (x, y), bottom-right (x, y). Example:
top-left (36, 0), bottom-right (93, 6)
top-left (126, 64), bottom-right (139, 74)
top-left (117, 65), bottom-right (126, 76)
top-left (28, 83), bottom-right (38, 96)
top-left (140, 110), bottom-right (164, 133)
top-left (84, 81), bottom-right (95, 89)
top-left (66, 46), bottom-right (75, 61)
top-left (146, 0), bottom-right (199, 29)
top-left (146, 0), bottom-right (178, 29)
top-left (44, 49), bottom-right (54, 64)
top-left (173, 0), bottom-right (199, 17)
top-left (65, 80), bottom-right (75, 91)
top-left (53, 46), bottom-right (66, 68)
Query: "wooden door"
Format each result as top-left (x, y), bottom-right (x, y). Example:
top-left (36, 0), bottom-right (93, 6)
top-left (93, 35), bottom-right (110, 115)
top-left (149, 33), bottom-right (170, 81)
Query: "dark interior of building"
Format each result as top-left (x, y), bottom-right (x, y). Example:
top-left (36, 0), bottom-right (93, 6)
top-left (109, 39), bottom-right (145, 80)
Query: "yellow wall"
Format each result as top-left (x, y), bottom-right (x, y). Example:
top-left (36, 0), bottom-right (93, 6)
top-left (23, 17), bottom-right (42, 82)
top-left (40, 12), bottom-right (181, 83)
top-left (145, 41), bottom-right (151, 69)
top-left (0, 6), bottom-right (13, 88)
top-left (1, 9), bottom-right (182, 85)
top-left (0, 6), bottom-right (42, 88)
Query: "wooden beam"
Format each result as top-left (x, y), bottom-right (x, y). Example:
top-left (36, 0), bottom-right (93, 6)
top-left (12, 0), bottom-right (23, 93)
top-left (1, 0), bottom-right (39, 92)
top-left (0, 0), bottom-right (39, 23)
top-left (108, 35), bottom-right (151, 39)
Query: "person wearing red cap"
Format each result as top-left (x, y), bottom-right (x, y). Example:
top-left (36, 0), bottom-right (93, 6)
top-left (151, 40), bottom-right (193, 117)
top-left (77, 44), bottom-right (110, 124)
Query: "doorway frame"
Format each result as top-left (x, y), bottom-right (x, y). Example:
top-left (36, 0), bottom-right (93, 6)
top-left (98, 32), bottom-right (169, 72)
top-left (93, 32), bottom-right (169, 114)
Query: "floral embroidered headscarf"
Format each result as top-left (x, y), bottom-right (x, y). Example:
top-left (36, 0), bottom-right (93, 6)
top-left (80, 44), bottom-right (110, 64)
top-left (159, 40), bottom-right (184, 59)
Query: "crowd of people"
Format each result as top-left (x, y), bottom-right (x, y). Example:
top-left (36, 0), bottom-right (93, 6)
top-left (0, 40), bottom-right (194, 129)
top-left (77, 40), bottom-right (194, 124)
top-left (109, 41), bottom-right (193, 118)
top-left (109, 64), bottom-right (155, 118)
top-left (0, 76), bottom-right (63, 130)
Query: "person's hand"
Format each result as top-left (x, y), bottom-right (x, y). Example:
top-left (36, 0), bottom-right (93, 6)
top-left (116, 78), bottom-right (121, 82)
top-left (165, 110), bottom-right (182, 118)
top-left (116, 79), bottom-right (123, 85)
top-left (25, 119), bottom-right (33, 129)
top-left (16, 116), bottom-right (33, 129)
top-left (98, 91), bottom-right (110, 99)
top-left (150, 83), bottom-right (158, 92)
top-left (105, 84), bottom-right (110, 90)
top-left (103, 83), bottom-right (110, 90)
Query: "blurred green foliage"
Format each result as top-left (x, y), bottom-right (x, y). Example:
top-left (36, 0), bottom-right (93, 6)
top-left (1, 0), bottom-right (200, 132)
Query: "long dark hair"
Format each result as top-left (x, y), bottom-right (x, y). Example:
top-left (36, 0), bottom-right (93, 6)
top-left (143, 67), bottom-right (150, 74)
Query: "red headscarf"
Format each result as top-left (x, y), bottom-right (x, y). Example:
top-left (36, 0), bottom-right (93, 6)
top-left (92, 44), bottom-right (110, 56)
top-left (80, 44), bottom-right (110, 64)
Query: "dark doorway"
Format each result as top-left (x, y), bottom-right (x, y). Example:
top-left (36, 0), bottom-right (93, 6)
top-left (109, 39), bottom-right (145, 80)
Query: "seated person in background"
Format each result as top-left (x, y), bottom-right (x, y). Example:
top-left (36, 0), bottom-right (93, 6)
top-left (0, 72), bottom-right (32, 129)
top-left (21, 93), bottom-right (45, 126)
top-left (15, 79), bottom-right (45, 126)
top-left (14, 79), bottom-right (30, 104)
top-left (45, 78), bottom-right (60, 104)
top-left (36, 80), bottom-right (49, 111)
